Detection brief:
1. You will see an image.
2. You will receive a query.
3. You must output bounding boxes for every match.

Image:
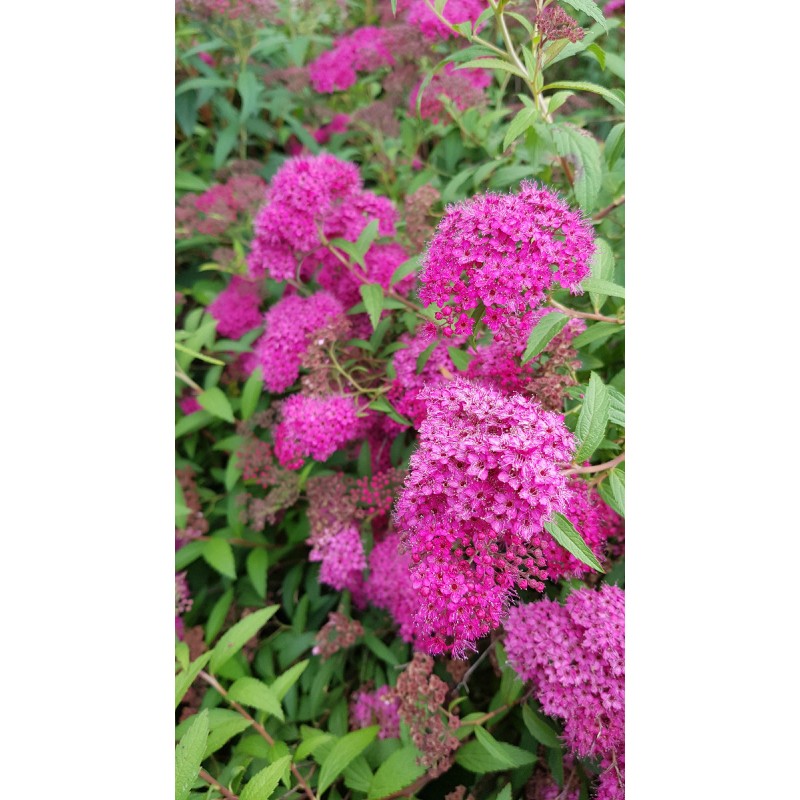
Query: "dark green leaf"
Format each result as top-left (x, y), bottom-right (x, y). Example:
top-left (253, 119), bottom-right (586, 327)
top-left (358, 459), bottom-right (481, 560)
top-left (522, 704), bottom-right (562, 748)
top-left (240, 367), bottom-right (263, 420)
top-left (503, 106), bottom-right (537, 152)
top-left (571, 322), bottom-right (620, 349)
top-left (318, 727), bottom-right (380, 795)
top-left (368, 746), bottom-right (427, 798)
top-left (244, 546), bottom-right (267, 597)
top-left (360, 284), bottom-right (385, 331)
top-left (363, 634), bottom-right (398, 666)
top-left (522, 312), bottom-right (569, 363)
top-left (543, 513), bottom-right (605, 573)
top-left (210, 605), bottom-right (280, 673)
top-left (574, 372), bottom-right (611, 462)
top-left (205, 587), bottom-right (235, 645)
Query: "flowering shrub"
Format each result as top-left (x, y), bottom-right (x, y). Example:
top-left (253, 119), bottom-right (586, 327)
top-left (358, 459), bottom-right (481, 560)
top-left (176, 1), bottom-right (625, 798)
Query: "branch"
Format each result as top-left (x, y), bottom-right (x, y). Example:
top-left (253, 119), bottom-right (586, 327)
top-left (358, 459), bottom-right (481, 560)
top-left (593, 195), bottom-right (625, 221)
top-left (549, 298), bottom-right (624, 324)
top-left (564, 452), bottom-right (625, 476)
top-left (200, 768), bottom-right (239, 800)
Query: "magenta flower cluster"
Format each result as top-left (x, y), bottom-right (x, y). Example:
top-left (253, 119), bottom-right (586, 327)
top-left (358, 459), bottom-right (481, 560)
top-left (409, 63), bottom-right (491, 123)
top-left (308, 27), bottom-right (395, 93)
top-left (350, 685), bottom-right (401, 739)
top-left (274, 393), bottom-right (363, 469)
top-left (394, 377), bottom-right (576, 657)
top-left (309, 523), bottom-right (367, 595)
top-left (248, 154), bottom-right (397, 282)
top-left (419, 182), bottom-right (595, 340)
top-left (254, 291), bottom-right (343, 393)
top-left (207, 276), bottom-right (263, 339)
top-left (505, 585), bottom-right (625, 761)
top-left (405, 0), bottom-right (485, 40)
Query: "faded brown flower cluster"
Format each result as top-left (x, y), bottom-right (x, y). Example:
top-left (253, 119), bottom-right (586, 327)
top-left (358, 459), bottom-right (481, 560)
top-left (312, 611), bottom-right (364, 660)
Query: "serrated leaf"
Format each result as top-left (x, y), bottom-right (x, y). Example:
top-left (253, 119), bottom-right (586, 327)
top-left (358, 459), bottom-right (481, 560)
top-left (608, 387), bottom-right (625, 427)
top-left (543, 513), bottom-right (605, 573)
top-left (367, 746), bottom-right (426, 798)
top-left (574, 372), bottom-right (611, 462)
top-left (344, 755), bottom-right (374, 793)
top-left (246, 548), bottom-right (268, 597)
top-left (202, 538), bottom-right (237, 580)
top-left (572, 322), bottom-right (620, 349)
top-left (548, 90), bottom-right (575, 115)
top-left (588, 239), bottom-right (616, 312)
top-left (205, 716), bottom-right (252, 757)
top-left (543, 80), bottom-right (623, 112)
top-left (205, 587), bottom-right (235, 645)
top-left (240, 367), bottom-right (263, 420)
top-left (522, 312), bottom-right (569, 363)
top-left (559, 0), bottom-right (608, 31)
top-left (198, 387), bottom-right (235, 423)
top-left (228, 677), bottom-right (285, 721)
top-left (210, 605), bottom-right (279, 673)
top-left (608, 469), bottom-right (625, 516)
top-left (360, 284), bottom-right (385, 331)
top-left (318, 727), bottom-right (380, 795)
top-left (605, 123), bottom-right (625, 168)
top-left (457, 58), bottom-right (529, 81)
top-left (447, 346), bottom-right (473, 371)
top-left (175, 709), bottom-right (209, 800)
top-left (176, 652), bottom-right (212, 709)
top-left (549, 124), bottom-right (602, 211)
top-left (270, 659), bottom-right (309, 701)
top-left (390, 255), bottom-right (420, 286)
top-left (580, 277), bottom-right (625, 299)
top-left (503, 106), bottom-right (537, 152)
top-left (522, 704), bottom-right (562, 748)
top-left (240, 755), bottom-right (291, 800)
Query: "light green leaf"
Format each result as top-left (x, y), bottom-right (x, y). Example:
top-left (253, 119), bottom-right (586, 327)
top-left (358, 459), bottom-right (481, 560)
top-left (548, 90), bottom-right (575, 115)
top-left (363, 634), bottom-right (398, 666)
top-left (360, 284), bottom-right (385, 331)
top-left (318, 727), bottom-right (380, 795)
top-left (549, 124), bottom-right (603, 211)
top-left (176, 410), bottom-right (215, 438)
top-left (605, 123), bottom-right (625, 168)
top-left (496, 786), bottom-right (512, 800)
top-left (503, 106), bottom-right (537, 152)
top-left (205, 587), bottom-right (235, 645)
top-left (344, 755), bottom-right (374, 793)
top-left (368, 397), bottom-right (412, 427)
top-left (202, 538), bottom-right (237, 580)
top-left (175, 341), bottom-right (226, 366)
top-left (608, 387), bottom-right (625, 427)
top-left (368, 746), bottom-right (427, 798)
top-left (588, 239), bottom-right (616, 312)
top-left (246, 548), bottom-right (268, 597)
top-left (580, 277), bottom-right (625, 299)
top-left (586, 42), bottom-right (606, 70)
top-left (456, 730), bottom-right (536, 773)
top-left (240, 367), bottom-right (263, 420)
top-left (176, 76), bottom-right (233, 95)
top-left (270, 659), bottom-right (309, 701)
top-left (543, 513), bottom-right (605, 573)
top-left (175, 709), bottom-right (209, 800)
top-left (205, 716), bottom-right (252, 757)
top-left (574, 372), bottom-right (611, 462)
top-left (356, 219), bottom-right (380, 261)
top-left (391, 255), bottom-right (420, 286)
top-left (543, 80), bottom-right (624, 112)
top-left (457, 58), bottom-right (529, 82)
top-left (521, 312), bottom-right (569, 363)
top-left (474, 727), bottom-right (536, 769)
top-left (240, 756), bottom-right (292, 800)
top-left (572, 321), bottom-right (620, 349)
top-left (447, 346), bottom-right (473, 371)
top-left (228, 677), bottom-right (285, 721)
top-left (213, 124), bottom-right (239, 170)
top-left (175, 652), bottom-right (212, 709)
top-left (608, 469), bottom-right (625, 516)
top-left (559, 0), bottom-right (608, 31)
top-left (198, 387), bottom-right (235, 423)
top-left (210, 605), bottom-right (279, 673)
top-left (522, 704), bottom-right (561, 748)
top-left (237, 69), bottom-right (261, 121)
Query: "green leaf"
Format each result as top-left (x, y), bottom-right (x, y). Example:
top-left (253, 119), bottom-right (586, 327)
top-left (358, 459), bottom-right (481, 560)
top-left (503, 106), bottom-right (537, 152)
top-left (456, 731), bottom-right (536, 773)
top-left (237, 69), bottom-right (261, 121)
top-left (608, 387), bottom-right (625, 427)
top-left (176, 652), bottom-right (212, 709)
top-left (240, 367), bottom-right (263, 420)
top-left (213, 124), bottom-right (239, 170)
top-left (368, 397), bottom-right (412, 427)
top-left (586, 42), bottom-right (606, 70)
top-left (344, 756), bottom-right (374, 793)
top-left (496, 787), bottom-right (512, 800)
top-left (521, 312), bottom-right (569, 363)
top-left (202, 538), bottom-right (237, 580)
top-left (560, 0), bottom-right (607, 30)
top-left (390, 255), bottom-right (420, 286)
top-left (205, 716), bottom-right (252, 757)
top-left (543, 80), bottom-right (623, 112)
top-left (549, 124), bottom-right (603, 211)
top-left (228, 677), bottom-right (285, 721)
top-left (318, 727), bottom-right (380, 795)
top-left (415, 340), bottom-right (439, 374)
top-left (474, 727), bottom-right (536, 769)
top-left (210, 605), bottom-right (280, 673)
top-left (608, 469), bottom-right (625, 516)
top-left (240, 756), bottom-right (292, 800)
top-left (605, 123), bottom-right (625, 168)
top-left (457, 58), bottom-right (529, 82)
top-left (588, 239), bottom-right (616, 311)
top-left (176, 409), bottom-right (215, 438)
top-left (356, 219), bottom-right (380, 261)
top-left (270, 659), bottom-right (309, 701)
top-left (363, 634), bottom-right (399, 666)
top-left (175, 170), bottom-right (209, 193)
top-left (175, 341), bottom-right (226, 366)
top-left (580, 277), bottom-right (625, 299)
top-left (543, 513), bottom-right (605, 573)
top-left (198, 387), bottom-right (235, 423)
top-left (367, 746), bottom-right (427, 798)
top-left (360, 284), bottom-right (385, 331)
top-left (571, 322), bottom-right (620, 349)
top-left (447, 346), bottom-right (473, 372)
top-left (574, 372), bottom-right (611, 462)
top-left (176, 76), bottom-right (233, 95)
top-left (205, 587), bottom-right (235, 645)
top-left (246, 548), bottom-right (268, 597)
top-left (522, 704), bottom-right (562, 748)
top-left (175, 709), bottom-right (209, 800)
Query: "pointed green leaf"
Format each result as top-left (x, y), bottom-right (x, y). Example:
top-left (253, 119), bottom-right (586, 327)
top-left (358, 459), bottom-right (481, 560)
top-left (608, 387), bottom-right (625, 427)
top-left (240, 367), bottom-right (263, 421)
top-left (270, 659), bottom-right (309, 701)
top-left (605, 123), bottom-right (625, 168)
top-left (574, 372), bottom-right (611, 462)
top-left (390, 255), bottom-right (420, 286)
top-left (572, 322), bottom-right (620, 349)
top-left (447, 346), bottom-right (473, 372)
top-left (580, 277), bottom-right (625, 299)
top-left (240, 756), bottom-right (292, 800)
top-left (344, 755), bottom-right (374, 793)
top-left (175, 652), bottom-right (212, 709)
top-left (198, 386), bottom-right (235, 423)
top-left (318, 727), bottom-right (380, 795)
top-left (561, 0), bottom-right (607, 30)
top-left (360, 284), bottom-right (385, 331)
top-left (228, 677), bottom-right (285, 721)
top-left (521, 312), bottom-right (569, 363)
top-left (202, 538), bottom-right (237, 580)
top-left (210, 605), bottom-right (279, 673)
top-left (503, 106), bottom-right (537, 152)
top-left (588, 239), bottom-right (616, 312)
top-left (549, 124), bottom-right (603, 211)
top-left (522, 704), bottom-right (562, 748)
top-left (457, 58), bottom-right (529, 81)
top-left (367, 746), bottom-right (427, 799)
top-left (543, 80), bottom-right (623, 112)
top-left (175, 709), bottom-right (209, 800)
top-left (543, 512), bottom-right (605, 573)
top-left (246, 548), bottom-right (268, 597)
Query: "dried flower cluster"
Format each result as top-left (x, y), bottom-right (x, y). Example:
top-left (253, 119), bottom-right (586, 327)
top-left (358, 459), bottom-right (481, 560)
top-left (313, 611), bottom-right (364, 659)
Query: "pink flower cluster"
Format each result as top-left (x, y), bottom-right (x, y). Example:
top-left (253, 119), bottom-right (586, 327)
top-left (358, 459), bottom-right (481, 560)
top-left (248, 154), bottom-right (397, 282)
top-left (309, 523), bottom-right (367, 594)
top-left (274, 393), bottom-right (363, 469)
top-left (505, 585), bottom-right (625, 761)
top-left (406, 0), bottom-right (485, 40)
top-left (176, 0), bottom-right (277, 23)
top-left (364, 533), bottom-right (418, 642)
top-left (176, 174), bottom-right (266, 239)
top-left (603, 0), bottom-right (625, 16)
top-left (350, 685), bottom-right (401, 739)
top-left (410, 63), bottom-right (491, 123)
top-left (207, 276), bottom-right (263, 338)
top-left (178, 391), bottom-right (202, 415)
top-left (536, 5), bottom-right (585, 43)
top-left (236, 438), bottom-right (275, 488)
top-left (419, 182), bottom-right (595, 340)
top-left (254, 291), bottom-right (343, 393)
top-left (313, 114), bottom-right (350, 144)
top-left (393, 378), bottom-right (576, 657)
top-left (309, 27), bottom-right (395, 93)
top-left (388, 332), bottom-right (460, 428)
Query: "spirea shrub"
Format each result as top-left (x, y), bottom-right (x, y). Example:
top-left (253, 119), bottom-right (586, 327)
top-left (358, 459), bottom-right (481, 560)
top-left (176, 1), bottom-right (625, 797)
